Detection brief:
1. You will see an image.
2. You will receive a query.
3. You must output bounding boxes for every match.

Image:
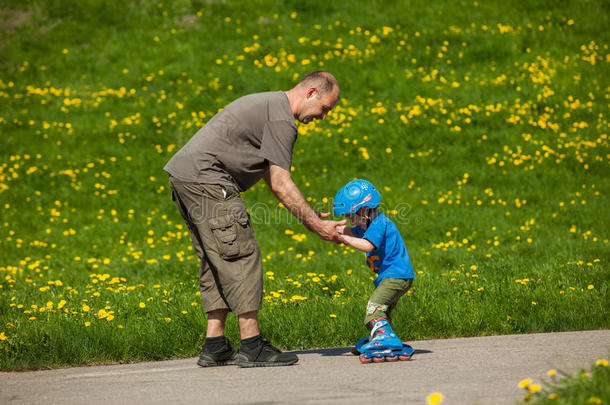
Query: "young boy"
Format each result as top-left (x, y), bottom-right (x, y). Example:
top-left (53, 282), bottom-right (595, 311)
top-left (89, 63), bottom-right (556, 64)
top-left (333, 179), bottom-right (415, 363)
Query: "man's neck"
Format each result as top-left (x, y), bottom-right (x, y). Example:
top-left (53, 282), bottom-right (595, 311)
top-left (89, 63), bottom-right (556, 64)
top-left (284, 88), bottom-right (303, 118)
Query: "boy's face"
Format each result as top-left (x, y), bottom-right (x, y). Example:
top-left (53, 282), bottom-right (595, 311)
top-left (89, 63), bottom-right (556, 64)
top-left (345, 212), bottom-right (368, 229)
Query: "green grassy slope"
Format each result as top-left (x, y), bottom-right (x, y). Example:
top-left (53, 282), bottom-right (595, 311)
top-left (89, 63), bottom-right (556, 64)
top-left (0, 0), bottom-right (608, 369)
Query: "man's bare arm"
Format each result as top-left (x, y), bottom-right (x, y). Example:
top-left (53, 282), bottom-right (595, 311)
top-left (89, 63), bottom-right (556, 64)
top-left (264, 164), bottom-right (345, 243)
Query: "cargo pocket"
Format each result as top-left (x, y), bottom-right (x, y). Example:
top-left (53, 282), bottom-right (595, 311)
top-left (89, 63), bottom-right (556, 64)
top-left (209, 212), bottom-right (255, 260)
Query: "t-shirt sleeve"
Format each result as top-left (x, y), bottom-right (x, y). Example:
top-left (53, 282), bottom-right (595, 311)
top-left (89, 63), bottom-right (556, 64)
top-left (351, 226), bottom-right (365, 238)
top-left (363, 220), bottom-right (385, 250)
top-left (260, 120), bottom-right (297, 171)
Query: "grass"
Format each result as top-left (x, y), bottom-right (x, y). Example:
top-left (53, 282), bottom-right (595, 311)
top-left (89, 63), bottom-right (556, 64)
top-left (0, 0), bottom-right (609, 370)
top-left (518, 360), bottom-right (610, 404)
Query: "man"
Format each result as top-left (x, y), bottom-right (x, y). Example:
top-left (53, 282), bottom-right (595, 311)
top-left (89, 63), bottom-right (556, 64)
top-left (164, 71), bottom-right (345, 368)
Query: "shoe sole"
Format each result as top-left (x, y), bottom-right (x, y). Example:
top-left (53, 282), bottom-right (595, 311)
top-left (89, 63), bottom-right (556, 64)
top-left (197, 357), bottom-right (238, 367)
top-left (236, 359), bottom-right (298, 368)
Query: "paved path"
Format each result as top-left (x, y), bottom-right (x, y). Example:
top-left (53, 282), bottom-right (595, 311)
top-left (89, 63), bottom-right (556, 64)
top-left (1, 330), bottom-right (609, 405)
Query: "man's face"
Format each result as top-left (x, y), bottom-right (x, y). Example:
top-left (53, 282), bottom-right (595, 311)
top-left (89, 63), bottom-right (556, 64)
top-left (298, 87), bottom-right (340, 124)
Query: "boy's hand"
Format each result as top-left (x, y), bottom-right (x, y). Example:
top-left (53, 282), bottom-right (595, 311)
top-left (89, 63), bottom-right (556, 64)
top-left (336, 225), bottom-right (353, 237)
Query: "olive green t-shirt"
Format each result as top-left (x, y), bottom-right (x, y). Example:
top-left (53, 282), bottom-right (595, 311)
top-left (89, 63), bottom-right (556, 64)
top-left (164, 91), bottom-right (297, 191)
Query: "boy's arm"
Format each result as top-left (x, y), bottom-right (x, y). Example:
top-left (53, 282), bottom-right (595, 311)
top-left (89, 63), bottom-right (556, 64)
top-left (340, 233), bottom-right (375, 253)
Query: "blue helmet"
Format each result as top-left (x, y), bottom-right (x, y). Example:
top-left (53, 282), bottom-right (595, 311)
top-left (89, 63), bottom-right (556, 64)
top-left (333, 179), bottom-right (381, 216)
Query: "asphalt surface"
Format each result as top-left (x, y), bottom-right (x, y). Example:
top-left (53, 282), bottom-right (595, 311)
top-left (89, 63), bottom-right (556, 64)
top-left (1, 330), bottom-right (608, 405)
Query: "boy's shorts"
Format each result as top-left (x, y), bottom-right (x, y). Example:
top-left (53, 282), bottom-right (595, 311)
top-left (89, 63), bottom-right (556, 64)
top-left (169, 177), bottom-right (263, 316)
top-left (364, 278), bottom-right (413, 325)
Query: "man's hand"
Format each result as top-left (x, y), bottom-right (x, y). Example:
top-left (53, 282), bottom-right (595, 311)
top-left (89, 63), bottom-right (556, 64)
top-left (311, 218), bottom-right (346, 244)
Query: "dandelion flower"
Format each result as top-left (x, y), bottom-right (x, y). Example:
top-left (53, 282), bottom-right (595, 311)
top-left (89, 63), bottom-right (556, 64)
top-left (518, 379), bottom-right (531, 388)
top-left (426, 392), bottom-right (444, 405)
top-left (596, 359), bottom-right (608, 366)
top-left (528, 384), bottom-right (541, 393)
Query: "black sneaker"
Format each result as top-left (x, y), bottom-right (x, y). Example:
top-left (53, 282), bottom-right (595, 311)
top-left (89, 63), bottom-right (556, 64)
top-left (237, 336), bottom-right (298, 368)
top-left (197, 337), bottom-right (237, 367)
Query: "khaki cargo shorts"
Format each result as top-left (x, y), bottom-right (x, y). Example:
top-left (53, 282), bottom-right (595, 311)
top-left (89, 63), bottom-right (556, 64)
top-left (169, 176), bottom-right (263, 315)
top-left (365, 278), bottom-right (413, 325)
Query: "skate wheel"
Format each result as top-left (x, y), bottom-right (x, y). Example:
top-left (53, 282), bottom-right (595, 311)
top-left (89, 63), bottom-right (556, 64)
top-left (372, 356), bottom-right (385, 363)
top-left (398, 354), bottom-right (411, 361)
top-left (351, 348), bottom-right (360, 356)
top-left (386, 354), bottom-right (398, 362)
top-left (359, 354), bottom-right (373, 364)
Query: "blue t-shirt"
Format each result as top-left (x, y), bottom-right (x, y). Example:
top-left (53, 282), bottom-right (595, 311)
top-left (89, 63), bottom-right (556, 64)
top-left (352, 213), bottom-right (415, 287)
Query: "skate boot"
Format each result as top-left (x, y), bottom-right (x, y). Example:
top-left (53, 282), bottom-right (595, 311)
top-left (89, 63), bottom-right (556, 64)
top-left (357, 318), bottom-right (414, 363)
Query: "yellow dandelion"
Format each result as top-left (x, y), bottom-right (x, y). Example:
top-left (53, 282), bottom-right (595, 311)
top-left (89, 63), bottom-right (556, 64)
top-left (528, 384), bottom-right (541, 393)
top-left (329, 314), bottom-right (337, 318)
top-left (518, 379), bottom-right (531, 388)
top-left (85, 321), bottom-right (91, 327)
top-left (426, 392), bottom-right (444, 405)
top-left (547, 369), bottom-right (557, 377)
top-left (139, 302), bottom-right (146, 308)
top-left (596, 359), bottom-right (608, 366)
top-left (0, 332), bottom-right (6, 340)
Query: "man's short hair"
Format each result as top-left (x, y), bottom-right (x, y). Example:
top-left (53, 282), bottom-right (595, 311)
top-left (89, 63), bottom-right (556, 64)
top-left (298, 71), bottom-right (338, 95)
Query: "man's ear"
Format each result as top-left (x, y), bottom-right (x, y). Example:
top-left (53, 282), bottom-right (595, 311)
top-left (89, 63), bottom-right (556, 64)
top-left (306, 87), bottom-right (317, 99)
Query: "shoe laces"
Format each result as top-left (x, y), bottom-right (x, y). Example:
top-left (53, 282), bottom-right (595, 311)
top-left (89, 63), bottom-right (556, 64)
top-left (261, 338), bottom-right (281, 353)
